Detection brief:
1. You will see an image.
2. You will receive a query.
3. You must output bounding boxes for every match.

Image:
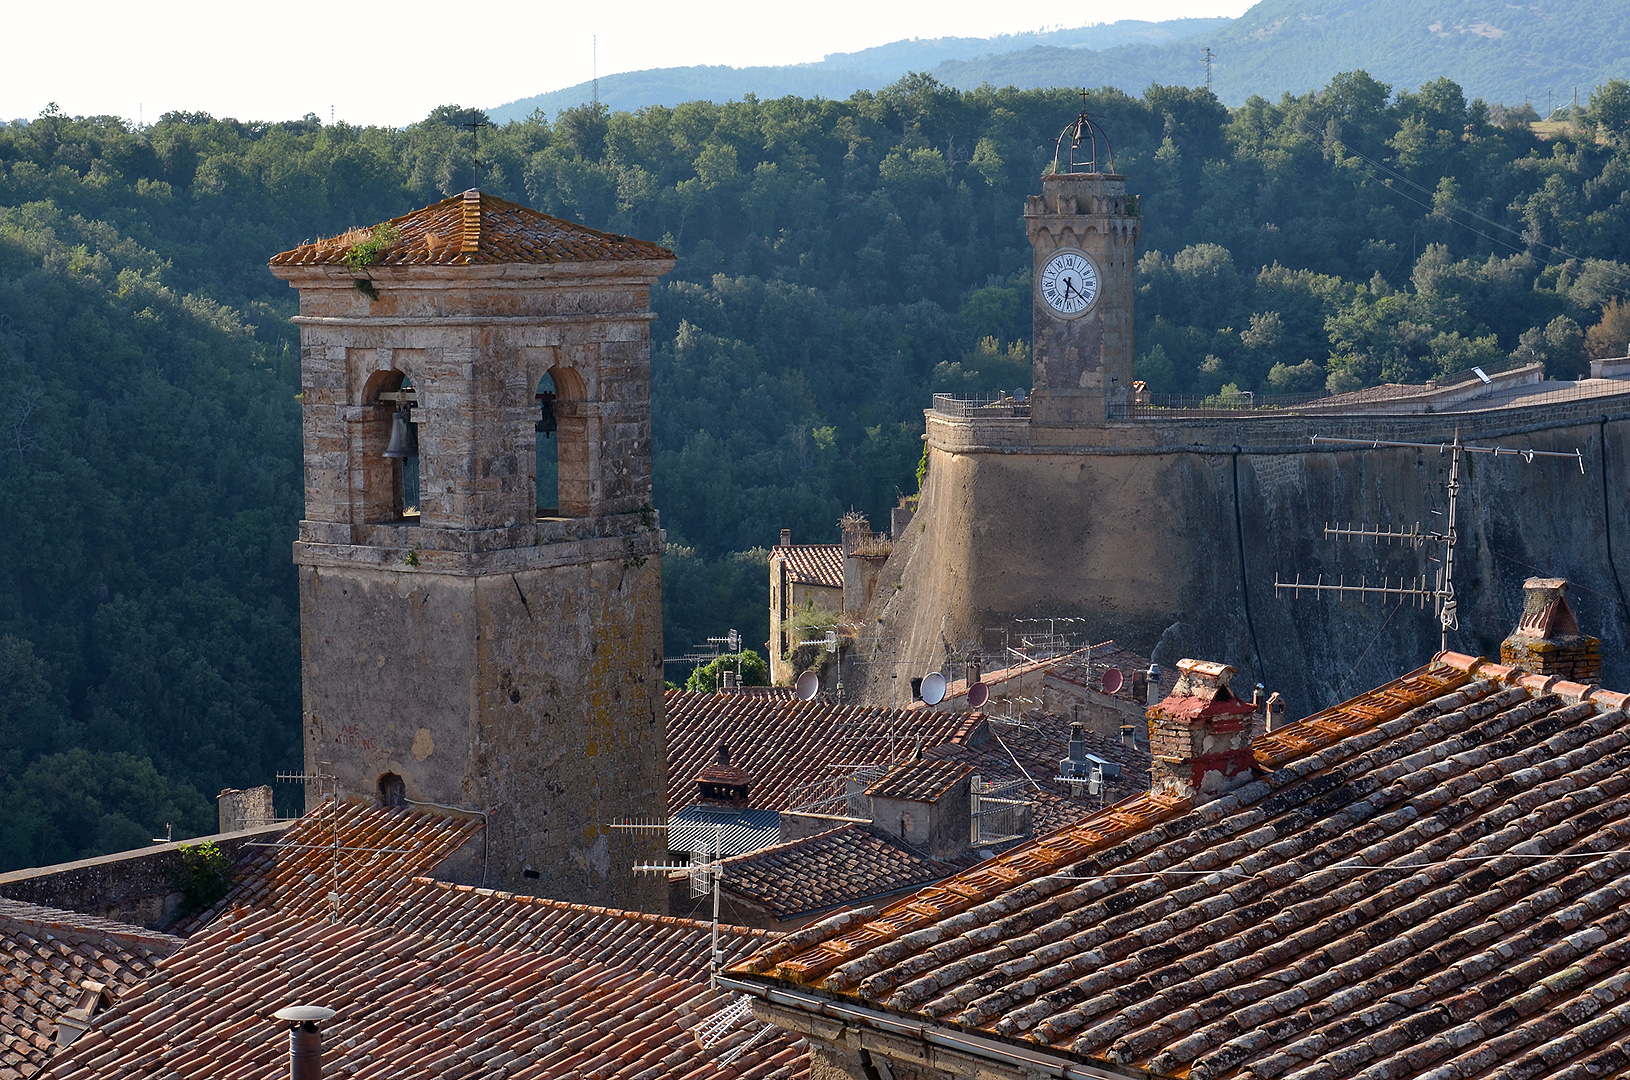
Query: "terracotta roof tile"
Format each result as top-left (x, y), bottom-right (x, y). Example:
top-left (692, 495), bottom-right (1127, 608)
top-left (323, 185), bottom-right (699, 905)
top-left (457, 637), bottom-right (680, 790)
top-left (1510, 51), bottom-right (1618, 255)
top-left (0, 900), bottom-right (182, 1079)
top-left (172, 799), bottom-right (482, 933)
top-left (40, 804), bottom-right (806, 1080)
top-left (771, 545), bottom-right (844, 589)
top-left (730, 656), bottom-right (1630, 1079)
top-left (722, 826), bottom-right (975, 921)
top-left (865, 758), bottom-right (973, 802)
top-left (268, 190), bottom-right (673, 268)
top-left (666, 692), bottom-right (971, 813)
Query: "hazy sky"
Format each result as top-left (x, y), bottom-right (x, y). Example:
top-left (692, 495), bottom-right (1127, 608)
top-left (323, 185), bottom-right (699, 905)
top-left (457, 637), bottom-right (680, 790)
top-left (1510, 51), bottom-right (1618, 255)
top-left (3, 0), bottom-right (1253, 129)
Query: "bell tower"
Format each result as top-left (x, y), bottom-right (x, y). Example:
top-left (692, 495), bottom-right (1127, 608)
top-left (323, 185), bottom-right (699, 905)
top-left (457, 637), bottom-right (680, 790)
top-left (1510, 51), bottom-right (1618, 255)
top-left (270, 190), bottom-right (674, 907)
top-left (1025, 112), bottom-right (1140, 425)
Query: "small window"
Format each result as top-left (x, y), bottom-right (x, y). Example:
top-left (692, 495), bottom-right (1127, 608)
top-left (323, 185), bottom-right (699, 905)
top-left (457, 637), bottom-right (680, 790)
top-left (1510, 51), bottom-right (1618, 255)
top-left (378, 773), bottom-right (405, 808)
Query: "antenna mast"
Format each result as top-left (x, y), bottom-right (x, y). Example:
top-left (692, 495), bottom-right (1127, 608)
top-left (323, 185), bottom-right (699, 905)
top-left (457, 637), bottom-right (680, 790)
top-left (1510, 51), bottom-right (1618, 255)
top-left (593, 35), bottom-right (599, 105)
top-left (1276, 431), bottom-right (1585, 652)
top-left (1201, 46), bottom-right (1215, 90)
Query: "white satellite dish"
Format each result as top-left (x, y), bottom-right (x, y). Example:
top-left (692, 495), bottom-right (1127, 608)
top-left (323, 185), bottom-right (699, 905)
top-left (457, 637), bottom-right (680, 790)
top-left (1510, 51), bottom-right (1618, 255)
top-left (920, 671), bottom-right (947, 706)
top-left (794, 670), bottom-right (821, 701)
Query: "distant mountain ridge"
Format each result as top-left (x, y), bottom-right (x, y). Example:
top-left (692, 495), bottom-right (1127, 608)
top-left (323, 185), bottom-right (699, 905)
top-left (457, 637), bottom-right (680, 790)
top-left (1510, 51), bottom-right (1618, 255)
top-left (486, 18), bottom-right (1230, 122)
top-left (488, 0), bottom-right (1627, 121)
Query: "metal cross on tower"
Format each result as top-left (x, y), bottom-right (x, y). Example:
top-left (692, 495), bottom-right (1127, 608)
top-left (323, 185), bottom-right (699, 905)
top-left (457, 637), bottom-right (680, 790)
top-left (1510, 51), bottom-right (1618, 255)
top-left (463, 109), bottom-right (487, 189)
top-left (1275, 431), bottom-right (1585, 651)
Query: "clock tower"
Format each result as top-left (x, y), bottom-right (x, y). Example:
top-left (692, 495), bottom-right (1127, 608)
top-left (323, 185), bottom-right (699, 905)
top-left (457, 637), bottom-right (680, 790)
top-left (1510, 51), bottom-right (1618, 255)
top-left (1025, 155), bottom-right (1140, 425)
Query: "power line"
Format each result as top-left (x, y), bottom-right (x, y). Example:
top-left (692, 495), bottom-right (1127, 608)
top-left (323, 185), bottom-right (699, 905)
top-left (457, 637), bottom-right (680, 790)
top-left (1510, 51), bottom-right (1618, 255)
top-left (1326, 132), bottom-right (1630, 294)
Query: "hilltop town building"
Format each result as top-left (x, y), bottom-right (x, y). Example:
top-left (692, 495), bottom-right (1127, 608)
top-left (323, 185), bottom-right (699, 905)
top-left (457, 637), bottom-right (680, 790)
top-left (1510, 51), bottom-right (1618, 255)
top-left (268, 191), bottom-right (674, 905)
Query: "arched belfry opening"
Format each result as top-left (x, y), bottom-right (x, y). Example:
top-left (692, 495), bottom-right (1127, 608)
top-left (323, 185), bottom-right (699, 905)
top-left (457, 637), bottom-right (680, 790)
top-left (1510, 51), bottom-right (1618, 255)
top-left (540, 365), bottom-right (589, 517)
top-left (361, 370), bottom-right (419, 522)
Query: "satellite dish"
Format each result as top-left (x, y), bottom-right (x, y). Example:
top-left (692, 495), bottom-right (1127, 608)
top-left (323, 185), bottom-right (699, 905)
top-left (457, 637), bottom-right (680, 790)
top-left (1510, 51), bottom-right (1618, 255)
top-left (967, 681), bottom-right (990, 709)
top-left (1101, 668), bottom-right (1124, 695)
top-left (794, 670), bottom-right (821, 701)
top-left (920, 671), bottom-right (947, 706)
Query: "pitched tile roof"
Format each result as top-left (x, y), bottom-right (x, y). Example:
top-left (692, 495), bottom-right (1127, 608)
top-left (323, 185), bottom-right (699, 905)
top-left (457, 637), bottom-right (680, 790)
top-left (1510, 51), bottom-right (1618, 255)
top-left (732, 656), bottom-right (1630, 1079)
top-left (0, 899), bottom-right (181, 1080)
top-left (915, 641), bottom-right (1152, 709)
top-left (865, 758), bottom-right (974, 802)
top-left (927, 714), bottom-right (1151, 833)
top-left (771, 544), bottom-right (844, 589)
top-left (269, 190), bottom-right (674, 268)
top-left (45, 884), bottom-right (807, 1080)
top-left (666, 692), bottom-right (972, 813)
top-left (174, 798), bottom-right (483, 933)
top-left (1043, 641), bottom-right (1155, 702)
top-left (722, 825), bottom-right (974, 922)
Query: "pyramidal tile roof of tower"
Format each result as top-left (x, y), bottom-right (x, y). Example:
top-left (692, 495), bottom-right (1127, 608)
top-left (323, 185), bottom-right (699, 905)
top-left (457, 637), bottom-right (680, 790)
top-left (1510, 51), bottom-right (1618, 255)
top-left (268, 190), bottom-right (674, 267)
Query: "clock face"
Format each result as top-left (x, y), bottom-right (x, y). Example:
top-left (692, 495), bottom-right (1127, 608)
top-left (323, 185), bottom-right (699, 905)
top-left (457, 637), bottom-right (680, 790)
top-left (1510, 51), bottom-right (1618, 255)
top-left (1039, 249), bottom-right (1100, 317)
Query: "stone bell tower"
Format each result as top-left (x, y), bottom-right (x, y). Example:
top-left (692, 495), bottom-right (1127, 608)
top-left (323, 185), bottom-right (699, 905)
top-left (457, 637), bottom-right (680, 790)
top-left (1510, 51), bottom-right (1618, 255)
top-left (1024, 154), bottom-right (1140, 425)
top-left (269, 190), bottom-right (674, 907)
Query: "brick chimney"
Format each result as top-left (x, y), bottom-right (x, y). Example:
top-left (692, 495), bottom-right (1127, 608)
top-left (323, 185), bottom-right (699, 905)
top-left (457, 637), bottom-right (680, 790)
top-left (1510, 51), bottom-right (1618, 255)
top-left (695, 742), bottom-right (752, 808)
top-left (1501, 578), bottom-right (1601, 684)
top-left (1147, 659), bottom-right (1257, 802)
top-left (780, 528), bottom-right (792, 547)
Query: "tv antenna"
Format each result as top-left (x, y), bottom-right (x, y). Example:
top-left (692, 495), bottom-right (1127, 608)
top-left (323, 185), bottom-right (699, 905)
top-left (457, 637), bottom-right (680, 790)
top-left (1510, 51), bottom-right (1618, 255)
top-left (614, 818), bottom-right (727, 982)
top-left (1201, 46), bottom-right (1215, 89)
top-left (1275, 431), bottom-right (1585, 651)
top-left (463, 109), bottom-right (487, 189)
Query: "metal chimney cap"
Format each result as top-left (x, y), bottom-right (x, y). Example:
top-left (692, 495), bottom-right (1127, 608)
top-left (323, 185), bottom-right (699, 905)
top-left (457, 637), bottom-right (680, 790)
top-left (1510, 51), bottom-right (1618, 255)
top-left (274, 1006), bottom-right (336, 1024)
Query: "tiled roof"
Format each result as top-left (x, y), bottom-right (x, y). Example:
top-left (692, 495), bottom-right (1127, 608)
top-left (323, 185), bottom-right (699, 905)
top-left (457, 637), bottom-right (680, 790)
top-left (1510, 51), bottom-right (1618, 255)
top-left (772, 544), bottom-right (844, 589)
top-left (174, 798), bottom-right (482, 932)
top-left (927, 714), bottom-right (1151, 833)
top-left (865, 758), bottom-right (973, 801)
top-left (0, 899), bottom-right (181, 1080)
top-left (914, 641), bottom-right (1151, 708)
top-left (269, 190), bottom-right (673, 267)
top-left (731, 656), bottom-right (1630, 1080)
top-left (1044, 640), bottom-right (1154, 702)
top-left (666, 692), bottom-right (972, 813)
top-left (722, 826), bottom-right (973, 921)
top-left (46, 882), bottom-right (806, 1080)
top-left (670, 806), bottom-right (784, 858)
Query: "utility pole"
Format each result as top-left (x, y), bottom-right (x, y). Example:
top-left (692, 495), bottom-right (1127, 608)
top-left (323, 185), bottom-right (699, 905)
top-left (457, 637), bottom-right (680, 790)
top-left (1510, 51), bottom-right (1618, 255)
top-left (593, 35), bottom-right (599, 105)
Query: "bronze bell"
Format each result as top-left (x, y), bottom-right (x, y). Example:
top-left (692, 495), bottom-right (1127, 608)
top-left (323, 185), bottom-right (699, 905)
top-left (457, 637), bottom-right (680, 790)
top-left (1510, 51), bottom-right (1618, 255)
top-left (383, 407), bottom-right (417, 459)
top-left (535, 391), bottom-right (557, 436)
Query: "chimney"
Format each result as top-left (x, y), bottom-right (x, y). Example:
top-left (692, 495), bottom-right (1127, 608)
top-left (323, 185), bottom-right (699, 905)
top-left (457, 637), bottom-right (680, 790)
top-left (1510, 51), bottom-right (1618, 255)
top-left (1501, 578), bottom-right (1601, 684)
top-left (1266, 692), bottom-right (1286, 731)
top-left (1147, 659), bottom-right (1257, 802)
top-left (1146, 663), bottom-right (1162, 706)
top-left (695, 742), bottom-right (752, 808)
top-left (779, 528), bottom-right (792, 547)
top-left (720, 669), bottom-right (737, 692)
top-left (273, 1006), bottom-right (335, 1080)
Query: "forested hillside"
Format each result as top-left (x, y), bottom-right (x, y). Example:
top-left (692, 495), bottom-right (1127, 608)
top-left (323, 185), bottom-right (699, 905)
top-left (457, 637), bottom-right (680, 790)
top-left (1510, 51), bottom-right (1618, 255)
top-left (3, 72), bottom-right (1630, 867)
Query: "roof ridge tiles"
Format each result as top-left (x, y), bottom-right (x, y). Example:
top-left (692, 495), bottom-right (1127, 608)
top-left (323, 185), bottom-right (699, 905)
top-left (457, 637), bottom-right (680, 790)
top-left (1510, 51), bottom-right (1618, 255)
top-left (1062, 697), bottom-right (1630, 1075)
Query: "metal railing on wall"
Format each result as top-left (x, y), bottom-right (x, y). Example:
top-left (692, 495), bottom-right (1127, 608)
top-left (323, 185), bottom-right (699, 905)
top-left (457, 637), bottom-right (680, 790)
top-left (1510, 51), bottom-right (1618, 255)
top-left (931, 393), bottom-right (1031, 418)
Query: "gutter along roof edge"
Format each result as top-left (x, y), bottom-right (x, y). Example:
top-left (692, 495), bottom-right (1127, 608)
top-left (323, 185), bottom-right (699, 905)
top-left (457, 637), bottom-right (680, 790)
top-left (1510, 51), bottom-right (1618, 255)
top-left (717, 975), bottom-right (1153, 1080)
